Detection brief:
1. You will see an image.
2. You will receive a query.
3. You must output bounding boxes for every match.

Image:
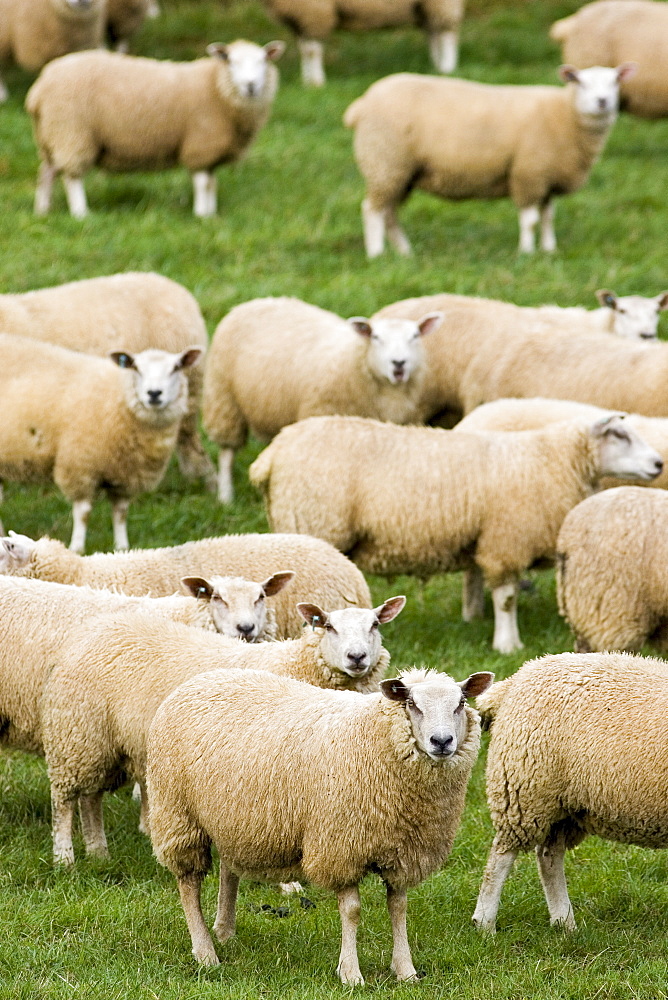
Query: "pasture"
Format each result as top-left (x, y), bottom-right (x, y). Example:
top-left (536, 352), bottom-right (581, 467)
top-left (1, 0), bottom-right (668, 996)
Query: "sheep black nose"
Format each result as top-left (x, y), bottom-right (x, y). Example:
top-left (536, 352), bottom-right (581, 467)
top-left (654, 459), bottom-right (664, 474)
top-left (147, 389), bottom-right (163, 405)
top-left (597, 97), bottom-right (608, 110)
top-left (237, 623), bottom-right (255, 637)
top-left (430, 734), bottom-right (453, 754)
top-left (347, 651), bottom-right (367, 666)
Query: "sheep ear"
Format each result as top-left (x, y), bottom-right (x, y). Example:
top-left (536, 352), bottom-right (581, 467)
top-left (297, 602), bottom-right (329, 628)
top-left (596, 289), bottom-right (617, 310)
top-left (375, 595), bottom-right (406, 624)
top-left (616, 62), bottom-right (637, 82)
top-left (416, 312), bottom-right (444, 337)
top-left (264, 40), bottom-right (285, 62)
top-left (207, 43), bottom-right (229, 60)
top-left (656, 292), bottom-right (668, 311)
top-left (1, 535), bottom-right (34, 565)
top-left (460, 671), bottom-right (495, 700)
top-left (109, 351), bottom-right (137, 370)
top-left (380, 677), bottom-right (410, 703)
top-left (261, 571), bottom-right (295, 597)
top-left (174, 347), bottom-right (203, 370)
top-left (590, 413), bottom-right (626, 437)
top-left (558, 64), bottom-right (579, 84)
top-left (181, 576), bottom-right (214, 601)
top-left (348, 317), bottom-right (373, 338)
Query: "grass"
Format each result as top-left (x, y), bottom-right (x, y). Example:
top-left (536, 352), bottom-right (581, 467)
top-left (1, 0), bottom-right (668, 996)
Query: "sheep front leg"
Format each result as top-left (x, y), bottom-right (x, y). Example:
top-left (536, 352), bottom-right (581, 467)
top-left (178, 872), bottom-right (220, 966)
top-left (462, 565), bottom-right (485, 621)
top-left (472, 843), bottom-right (518, 933)
top-left (298, 39), bottom-right (325, 87)
top-left (428, 30), bottom-right (458, 74)
top-left (535, 838), bottom-right (576, 930)
top-left (362, 198), bottom-right (387, 259)
top-left (192, 171), bottom-right (217, 218)
top-left (518, 205), bottom-right (539, 254)
top-left (35, 162), bottom-right (57, 215)
top-left (540, 201), bottom-right (557, 252)
top-left (63, 175), bottom-right (89, 219)
top-left (217, 447), bottom-right (235, 504)
top-left (386, 885), bottom-right (418, 982)
top-left (336, 885), bottom-right (364, 985)
top-left (491, 581), bottom-right (523, 654)
top-left (70, 499), bottom-right (92, 554)
top-left (51, 793), bottom-right (76, 865)
top-left (111, 498), bottom-right (130, 551)
top-left (79, 791), bottom-right (109, 859)
top-left (212, 866), bottom-right (239, 943)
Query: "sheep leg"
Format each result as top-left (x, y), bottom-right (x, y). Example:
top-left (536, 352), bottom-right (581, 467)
top-left (217, 448), bottom-right (235, 504)
top-left (336, 885), bottom-right (364, 985)
top-left (0, 74), bottom-right (7, 102)
top-left (491, 581), bottom-right (523, 654)
top-left (298, 39), bottom-right (325, 87)
top-left (51, 794), bottom-right (76, 865)
top-left (35, 162), bottom-right (57, 215)
top-left (428, 30), bottom-right (458, 74)
top-left (535, 839), bottom-right (576, 930)
top-left (137, 781), bottom-right (150, 836)
top-left (63, 176), bottom-right (89, 219)
top-left (540, 201), bottom-right (557, 252)
top-left (386, 885), bottom-right (418, 982)
top-left (178, 872), bottom-right (220, 966)
top-left (70, 499), bottom-right (92, 554)
top-left (385, 207), bottom-right (412, 257)
top-left (212, 866), bottom-right (239, 943)
top-left (462, 565), bottom-right (485, 621)
top-left (472, 843), bottom-right (518, 932)
top-left (79, 791), bottom-right (109, 859)
top-left (518, 205), bottom-right (539, 254)
top-left (192, 171), bottom-right (217, 218)
top-left (362, 198), bottom-right (387, 259)
top-left (111, 498), bottom-right (130, 551)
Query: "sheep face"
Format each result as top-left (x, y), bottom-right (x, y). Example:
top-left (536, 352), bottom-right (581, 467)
top-left (348, 313), bottom-right (443, 385)
top-left (207, 40), bottom-right (285, 100)
top-left (381, 670), bottom-right (494, 761)
top-left (0, 532), bottom-right (36, 574)
top-left (109, 347), bottom-right (202, 424)
top-left (181, 571), bottom-right (294, 641)
top-left (297, 596), bottom-right (406, 677)
top-left (596, 290), bottom-right (668, 340)
top-left (559, 64), bottom-right (636, 122)
top-left (592, 414), bottom-right (664, 481)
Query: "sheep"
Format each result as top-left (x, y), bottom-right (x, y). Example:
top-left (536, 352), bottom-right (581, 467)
top-left (105, 0), bottom-right (153, 52)
top-left (0, 530), bottom-right (372, 636)
top-left (0, 0), bottom-right (105, 103)
top-left (0, 271), bottom-right (214, 487)
top-left (249, 413), bottom-right (663, 653)
top-left (259, 0), bottom-right (465, 86)
top-left (344, 64), bottom-right (635, 257)
top-left (473, 651), bottom-right (668, 933)
top-left (551, 0), bottom-right (668, 119)
top-left (0, 335), bottom-right (202, 553)
top-left (555, 486), bottom-right (668, 652)
top-left (180, 571), bottom-right (295, 642)
top-left (537, 289), bottom-right (668, 341)
top-left (25, 40), bottom-right (285, 218)
top-left (146, 665), bottom-right (492, 981)
top-left (202, 296), bottom-right (443, 502)
top-left (42, 596), bottom-right (406, 863)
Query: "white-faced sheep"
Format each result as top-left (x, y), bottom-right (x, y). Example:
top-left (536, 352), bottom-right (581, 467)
top-left (146, 666), bottom-right (492, 981)
top-left (556, 486), bottom-right (668, 652)
top-left (105, 0), bottom-right (154, 52)
top-left (0, 0), bottom-right (105, 102)
top-left (551, 0), bottom-right (668, 118)
top-left (344, 64), bottom-right (635, 256)
top-left (180, 571), bottom-right (294, 641)
top-left (42, 596), bottom-right (405, 863)
top-left (0, 272), bottom-right (214, 486)
top-left (25, 40), bottom-right (285, 218)
top-left (259, 0), bottom-right (465, 86)
top-left (473, 652), bottom-right (668, 933)
top-left (0, 531), bottom-right (372, 635)
top-left (538, 289), bottom-right (668, 341)
top-left (203, 296), bottom-right (442, 502)
top-left (0, 335), bottom-right (202, 553)
top-left (249, 413), bottom-right (663, 652)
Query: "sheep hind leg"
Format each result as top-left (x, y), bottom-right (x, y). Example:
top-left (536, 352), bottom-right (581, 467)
top-left (362, 199), bottom-right (388, 259)
top-left (217, 448), bottom-right (235, 504)
top-left (386, 884), bottom-right (418, 982)
top-left (192, 171), bottom-right (217, 218)
top-left (79, 791), bottom-right (109, 859)
top-left (111, 498), bottom-right (130, 551)
top-left (491, 581), bottom-right (523, 654)
top-left (35, 162), bottom-right (57, 215)
top-left (518, 205), bottom-right (540, 254)
top-left (428, 30), bottom-right (458, 74)
top-left (63, 175), bottom-right (89, 219)
top-left (212, 866), bottom-right (239, 943)
top-left (0, 74), bottom-right (7, 102)
top-left (336, 885), bottom-right (364, 985)
top-left (472, 843), bottom-right (518, 932)
top-left (462, 564), bottom-right (485, 621)
top-left (536, 837), bottom-right (576, 930)
top-left (385, 206), bottom-right (412, 257)
top-left (178, 872), bottom-right (220, 966)
top-left (70, 499), bottom-right (92, 554)
top-left (298, 39), bottom-right (325, 87)
top-left (540, 200), bottom-right (557, 252)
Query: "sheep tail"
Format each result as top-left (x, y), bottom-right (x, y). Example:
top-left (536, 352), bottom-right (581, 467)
top-left (476, 678), bottom-right (511, 730)
top-left (549, 15), bottom-right (573, 42)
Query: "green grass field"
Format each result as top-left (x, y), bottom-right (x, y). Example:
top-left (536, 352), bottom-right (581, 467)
top-left (2, 1), bottom-right (668, 996)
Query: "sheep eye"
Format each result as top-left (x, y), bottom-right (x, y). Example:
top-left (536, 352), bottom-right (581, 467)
top-left (213, 595), bottom-right (227, 606)
top-left (325, 622), bottom-right (336, 632)
top-left (455, 697), bottom-right (465, 712)
top-left (370, 620), bottom-right (379, 630)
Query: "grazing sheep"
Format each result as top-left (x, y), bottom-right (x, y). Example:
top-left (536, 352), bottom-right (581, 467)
top-left (473, 652), bottom-right (668, 933)
top-left (556, 486), bottom-right (668, 652)
top-left (0, 531), bottom-right (372, 635)
top-left (105, 0), bottom-right (153, 52)
top-left (259, 0), bottom-right (465, 86)
top-left (146, 666), bottom-right (492, 981)
top-left (551, 0), bottom-right (668, 118)
top-left (0, 335), bottom-right (202, 553)
top-left (203, 297), bottom-right (443, 502)
top-left (0, 272), bottom-right (214, 487)
top-left (249, 413), bottom-right (663, 652)
top-left (25, 39), bottom-right (285, 218)
top-left (0, 0), bottom-right (105, 102)
top-left (42, 596), bottom-right (405, 863)
top-left (344, 64), bottom-right (635, 256)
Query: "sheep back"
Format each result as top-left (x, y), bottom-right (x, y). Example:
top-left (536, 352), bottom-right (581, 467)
top-left (0, 0), bottom-right (105, 73)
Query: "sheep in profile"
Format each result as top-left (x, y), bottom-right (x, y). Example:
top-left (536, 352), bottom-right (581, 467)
top-left (203, 297), bottom-right (442, 502)
top-left (344, 64), bottom-right (635, 256)
top-left (146, 666), bottom-right (492, 981)
top-left (538, 289), bottom-right (668, 341)
top-left (25, 40), bottom-right (285, 218)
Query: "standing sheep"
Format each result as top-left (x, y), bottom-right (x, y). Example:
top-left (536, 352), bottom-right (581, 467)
top-left (0, 530), bottom-right (372, 636)
top-left (344, 64), bottom-right (635, 256)
top-left (26, 40), bottom-right (285, 218)
top-left (0, 335), bottom-right (202, 553)
top-left (146, 666), bottom-right (492, 981)
top-left (473, 652), bottom-right (668, 933)
top-left (203, 297), bottom-right (443, 502)
top-left (249, 413), bottom-right (663, 652)
top-left (259, 0), bottom-right (465, 86)
top-left (0, 272), bottom-right (214, 487)
top-left (551, 0), bottom-right (668, 118)
top-left (42, 596), bottom-right (405, 863)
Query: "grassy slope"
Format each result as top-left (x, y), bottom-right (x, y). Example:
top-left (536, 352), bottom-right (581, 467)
top-left (2, 1), bottom-right (668, 996)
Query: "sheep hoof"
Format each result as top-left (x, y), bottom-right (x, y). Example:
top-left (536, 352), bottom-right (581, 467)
top-left (337, 966), bottom-right (364, 986)
top-left (393, 966), bottom-right (419, 982)
top-left (472, 915), bottom-right (497, 934)
top-left (212, 922), bottom-right (235, 943)
top-left (86, 844), bottom-right (110, 860)
top-left (551, 914), bottom-right (576, 932)
top-left (53, 847), bottom-right (75, 866)
top-left (194, 946), bottom-right (220, 966)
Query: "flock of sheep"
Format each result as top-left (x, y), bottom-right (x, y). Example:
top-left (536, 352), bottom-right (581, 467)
top-left (3, 0), bottom-right (668, 987)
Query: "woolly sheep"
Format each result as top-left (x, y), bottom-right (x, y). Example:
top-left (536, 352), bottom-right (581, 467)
top-left (259, 0), bottom-right (465, 86)
top-left (0, 0), bottom-right (104, 103)
top-left (556, 486), bottom-right (668, 652)
top-left (0, 272), bottom-right (214, 487)
top-left (105, 0), bottom-right (154, 52)
top-left (551, 0), bottom-right (668, 118)
top-left (473, 652), bottom-right (668, 933)
top-left (181, 571), bottom-right (294, 642)
top-left (249, 413), bottom-right (663, 652)
top-left (537, 289), bottom-right (668, 341)
top-left (344, 65), bottom-right (635, 257)
top-left (42, 596), bottom-right (406, 863)
top-left (25, 40), bottom-right (285, 218)
top-left (0, 335), bottom-right (202, 553)
top-left (0, 531), bottom-right (372, 635)
top-left (146, 665), bottom-right (492, 981)
top-left (203, 296), bottom-right (443, 502)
